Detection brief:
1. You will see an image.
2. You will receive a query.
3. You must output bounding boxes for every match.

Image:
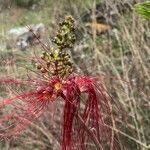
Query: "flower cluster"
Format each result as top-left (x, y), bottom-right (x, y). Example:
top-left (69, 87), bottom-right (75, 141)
top-left (0, 16), bottom-right (118, 149)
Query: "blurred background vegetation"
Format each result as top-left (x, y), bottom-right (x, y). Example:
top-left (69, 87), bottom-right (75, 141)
top-left (0, 0), bottom-right (149, 149)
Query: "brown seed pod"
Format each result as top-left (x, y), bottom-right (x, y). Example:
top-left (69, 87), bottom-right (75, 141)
top-left (46, 61), bottom-right (51, 67)
top-left (36, 63), bottom-right (42, 69)
top-left (41, 68), bottom-right (47, 73)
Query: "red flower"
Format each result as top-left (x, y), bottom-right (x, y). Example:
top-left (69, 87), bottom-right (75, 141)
top-left (0, 75), bottom-right (118, 149)
top-left (0, 16), bottom-right (120, 149)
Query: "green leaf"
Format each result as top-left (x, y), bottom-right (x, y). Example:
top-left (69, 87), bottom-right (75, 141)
top-left (134, 1), bottom-right (150, 19)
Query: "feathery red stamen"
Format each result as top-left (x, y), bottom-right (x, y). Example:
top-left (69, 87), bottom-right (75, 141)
top-left (0, 16), bottom-right (123, 149)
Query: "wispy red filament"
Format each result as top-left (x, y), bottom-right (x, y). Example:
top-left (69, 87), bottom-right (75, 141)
top-left (0, 73), bottom-right (118, 149)
top-left (0, 16), bottom-right (122, 150)
top-left (0, 75), bottom-right (117, 150)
